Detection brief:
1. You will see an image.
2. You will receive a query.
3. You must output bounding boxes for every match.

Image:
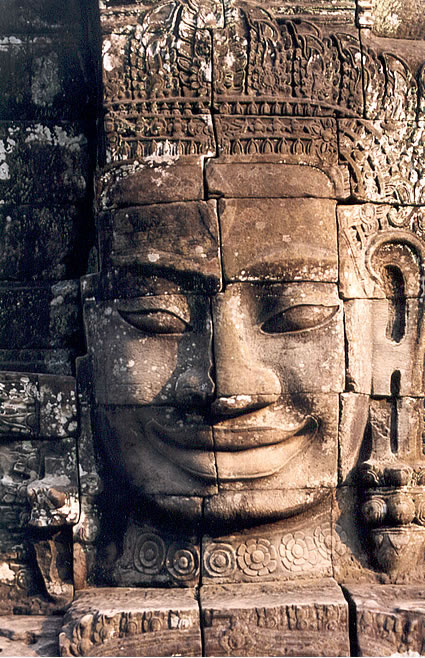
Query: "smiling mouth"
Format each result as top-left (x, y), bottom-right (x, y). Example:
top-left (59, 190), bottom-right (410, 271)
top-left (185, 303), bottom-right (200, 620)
top-left (145, 415), bottom-right (318, 481)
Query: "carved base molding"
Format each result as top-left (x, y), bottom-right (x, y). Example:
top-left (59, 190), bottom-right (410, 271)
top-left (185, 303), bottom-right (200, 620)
top-left (59, 580), bottom-right (349, 657)
top-left (345, 584), bottom-right (425, 656)
top-left (200, 579), bottom-right (350, 657)
top-left (1, 583), bottom-right (425, 656)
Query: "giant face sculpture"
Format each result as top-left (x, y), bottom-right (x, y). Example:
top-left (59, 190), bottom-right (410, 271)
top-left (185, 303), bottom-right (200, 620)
top-left (84, 166), bottom-right (345, 525)
top-left (80, 0), bottom-right (425, 586)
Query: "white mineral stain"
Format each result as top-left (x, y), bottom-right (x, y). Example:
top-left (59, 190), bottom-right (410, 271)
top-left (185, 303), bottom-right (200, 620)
top-left (0, 562), bottom-right (15, 582)
top-left (0, 163), bottom-right (9, 180)
top-left (145, 140), bottom-right (180, 166)
top-left (24, 124), bottom-right (86, 152)
top-left (102, 39), bottom-right (114, 71)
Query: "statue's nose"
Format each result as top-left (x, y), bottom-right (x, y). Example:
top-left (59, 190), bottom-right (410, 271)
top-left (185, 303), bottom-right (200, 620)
top-left (211, 294), bottom-right (281, 416)
top-left (174, 368), bottom-right (215, 408)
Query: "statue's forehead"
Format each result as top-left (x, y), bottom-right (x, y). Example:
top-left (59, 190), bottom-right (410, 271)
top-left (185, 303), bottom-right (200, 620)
top-left (101, 162), bottom-right (339, 289)
top-left (219, 197), bottom-right (338, 283)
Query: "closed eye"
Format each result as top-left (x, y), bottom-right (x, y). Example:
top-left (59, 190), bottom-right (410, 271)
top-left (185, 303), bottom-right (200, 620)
top-left (118, 309), bottom-right (191, 335)
top-left (261, 304), bottom-right (338, 334)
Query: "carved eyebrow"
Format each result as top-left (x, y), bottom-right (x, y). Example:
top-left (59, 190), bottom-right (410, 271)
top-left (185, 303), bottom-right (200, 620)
top-left (138, 265), bottom-right (218, 295)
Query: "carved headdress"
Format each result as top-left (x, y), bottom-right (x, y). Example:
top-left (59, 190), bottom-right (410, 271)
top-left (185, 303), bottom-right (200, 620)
top-left (102, 0), bottom-right (425, 205)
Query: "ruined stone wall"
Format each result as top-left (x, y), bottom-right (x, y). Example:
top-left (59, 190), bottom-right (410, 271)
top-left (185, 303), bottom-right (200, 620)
top-left (0, 0), bottom-right (98, 645)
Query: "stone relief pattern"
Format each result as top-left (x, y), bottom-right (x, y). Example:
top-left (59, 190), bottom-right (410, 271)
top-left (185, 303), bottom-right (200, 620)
top-left (203, 601), bottom-right (348, 656)
top-left (102, 0), bottom-right (216, 160)
top-left (103, 514), bottom-right (350, 585)
top-left (111, 524), bottom-right (200, 586)
top-left (101, 0), bottom-right (425, 182)
top-left (359, 609), bottom-right (425, 654)
top-left (199, 514), bottom-right (347, 584)
top-left (0, 375), bottom-right (37, 436)
top-left (215, 116), bottom-right (338, 161)
top-left (339, 119), bottom-right (425, 204)
top-left (60, 606), bottom-right (197, 657)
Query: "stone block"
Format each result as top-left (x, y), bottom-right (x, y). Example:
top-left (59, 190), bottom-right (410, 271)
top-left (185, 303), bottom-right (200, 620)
top-left (100, 15), bottom-right (214, 160)
top-left (331, 486), bottom-right (378, 583)
top-left (93, 406), bottom-right (218, 497)
top-left (218, 198), bottom-right (338, 282)
top-left (343, 298), bottom-right (425, 396)
top-left (0, 37), bottom-right (91, 120)
top-left (0, 122), bottom-right (88, 205)
top-left (98, 158), bottom-right (204, 209)
top-left (366, 397), bottom-right (425, 464)
top-left (370, 298), bottom-right (424, 396)
top-left (0, 39), bottom-right (32, 120)
top-left (59, 588), bottom-right (202, 657)
top-left (0, 615), bottom-right (62, 656)
top-left (343, 301), bottom-right (373, 394)
top-left (345, 584), bottom-right (425, 656)
top-left (200, 579), bottom-right (350, 656)
top-left (82, 264), bottom-right (220, 300)
top-left (362, 0), bottom-right (425, 39)
top-left (28, 36), bottom-right (92, 120)
top-left (0, 205), bottom-right (84, 280)
top-left (0, 281), bottom-right (82, 350)
top-left (213, 113), bottom-right (345, 159)
top-left (338, 393), bottom-right (369, 484)
top-left (104, 111), bottom-right (215, 163)
top-left (213, 393), bottom-right (339, 491)
top-left (206, 158), bottom-right (349, 200)
top-left (212, 282), bottom-right (344, 397)
top-left (203, 488), bottom-right (330, 530)
top-left (101, 201), bottom-right (221, 288)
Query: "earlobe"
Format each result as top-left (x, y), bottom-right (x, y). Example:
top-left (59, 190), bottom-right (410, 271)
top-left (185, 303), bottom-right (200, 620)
top-left (366, 231), bottom-right (425, 298)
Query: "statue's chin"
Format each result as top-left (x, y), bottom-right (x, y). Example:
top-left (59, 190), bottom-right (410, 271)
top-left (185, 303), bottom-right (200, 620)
top-left (140, 488), bottom-right (328, 531)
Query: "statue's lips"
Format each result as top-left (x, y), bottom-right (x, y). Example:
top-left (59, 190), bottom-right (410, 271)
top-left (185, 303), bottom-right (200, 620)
top-left (145, 416), bottom-right (318, 481)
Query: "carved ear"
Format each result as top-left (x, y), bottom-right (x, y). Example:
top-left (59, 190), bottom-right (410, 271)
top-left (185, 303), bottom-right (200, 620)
top-left (366, 231), bottom-right (425, 298)
top-left (365, 233), bottom-right (425, 396)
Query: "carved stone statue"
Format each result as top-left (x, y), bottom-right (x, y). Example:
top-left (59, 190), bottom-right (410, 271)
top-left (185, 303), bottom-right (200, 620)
top-left (2, 0), bottom-right (425, 655)
top-left (56, 1), bottom-right (425, 654)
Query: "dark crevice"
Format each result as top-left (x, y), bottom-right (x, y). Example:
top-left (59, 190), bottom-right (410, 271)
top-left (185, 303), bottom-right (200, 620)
top-left (340, 585), bottom-right (360, 657)
top-left (383, 266), bottom-right (406, 343)
top-left (358, 417), bottom-right (373, 462)
top-left (196, 513), bottom-right (206, 658)
top-left (208, 295), bottom-right (220, 488)
top-left (390, 370), bottom-right (401, 453)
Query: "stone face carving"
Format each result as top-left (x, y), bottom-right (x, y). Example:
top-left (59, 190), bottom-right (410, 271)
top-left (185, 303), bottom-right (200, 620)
top-left (5, 0), bottom-right (425, 654)
top-left (76, 0), bottom-right (425, 606)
